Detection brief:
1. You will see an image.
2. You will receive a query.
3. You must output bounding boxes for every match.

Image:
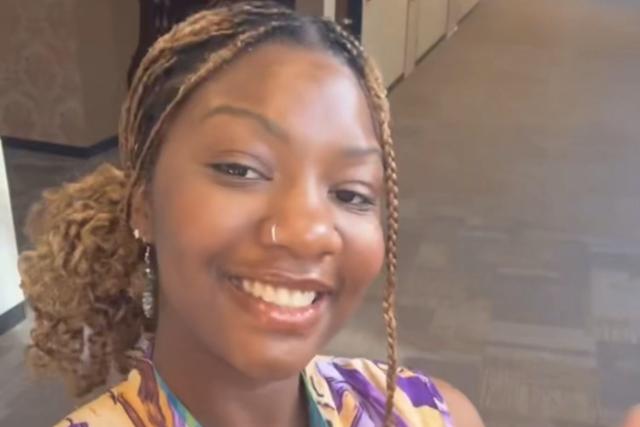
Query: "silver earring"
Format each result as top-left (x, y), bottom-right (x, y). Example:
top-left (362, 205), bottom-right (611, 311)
top-left (271, 223), bottom-right (278, 244)
top-left (142, 245), bottom-right (154, 319)
top-left (133, 229), bottom-right (141, 240)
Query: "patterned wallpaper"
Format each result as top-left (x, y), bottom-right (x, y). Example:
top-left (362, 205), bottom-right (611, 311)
top-left (0, 0), bottom-right (86, 146)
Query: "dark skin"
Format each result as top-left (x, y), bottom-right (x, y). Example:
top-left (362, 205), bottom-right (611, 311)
top-left (131, 41), bottom-right (486, 427)
top-left (131, 43), bottom-right (386, 427)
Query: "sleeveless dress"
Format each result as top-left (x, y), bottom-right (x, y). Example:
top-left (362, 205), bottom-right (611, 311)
top-left (55, 356), bottom-right (453, 427)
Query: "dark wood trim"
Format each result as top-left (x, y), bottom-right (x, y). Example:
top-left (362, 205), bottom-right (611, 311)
top-left (0, 302), bottom-right (25, 336)
top-left (1, 135), bottom-right (118, 159)
top-left (349, 0), bottom-right (363, 41)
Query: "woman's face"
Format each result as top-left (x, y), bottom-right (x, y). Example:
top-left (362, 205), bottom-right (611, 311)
top-left (135, 42), bottom-right (385, 380)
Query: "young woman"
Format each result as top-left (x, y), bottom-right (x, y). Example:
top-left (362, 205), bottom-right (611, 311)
top-left (19, 2), bottom-right (483, 426)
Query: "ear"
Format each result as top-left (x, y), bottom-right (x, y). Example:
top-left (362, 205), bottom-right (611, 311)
top-left (129, 184), bottom-right (154, 244)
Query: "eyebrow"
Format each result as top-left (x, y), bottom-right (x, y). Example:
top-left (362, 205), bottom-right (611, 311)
top-left (200, 104), bottom-right (381, 160)
top-left (341, 146), bottom-right (383, 161)
top-left (200, 104), bottom-right (288, 140)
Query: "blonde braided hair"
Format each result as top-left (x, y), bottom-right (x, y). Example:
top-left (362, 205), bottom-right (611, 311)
top-left (20, 2), bottom-right (400, 424)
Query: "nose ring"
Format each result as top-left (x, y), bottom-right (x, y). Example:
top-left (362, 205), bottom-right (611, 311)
top-left (271, 223), bottom-right (278, 244)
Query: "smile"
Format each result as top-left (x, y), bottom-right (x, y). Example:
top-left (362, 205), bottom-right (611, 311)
top-left (225, 274), bottom-right (330, 334)
top-left (236, 279), bottom-right (317, 308)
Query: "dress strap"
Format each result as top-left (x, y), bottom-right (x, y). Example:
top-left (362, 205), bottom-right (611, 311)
top-left (303, 374), bottom-right (332, 427)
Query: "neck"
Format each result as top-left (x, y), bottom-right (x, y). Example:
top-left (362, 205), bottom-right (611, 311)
top-left (152, 319), bottom-right (308, 427)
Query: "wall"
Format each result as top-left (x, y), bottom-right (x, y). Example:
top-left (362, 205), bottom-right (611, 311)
top-left (296, 0), bottom-right (324, 15)
top-left (0, 0), bottom-right (138, 147)
top-left (76, 0), bottom-right (138, 147)
top-left (0, 0), bottom-right (85, 146)
top-left (296, 0), bottom-right (336, 19)
top-left (361, 0), bottom-right (409, 86)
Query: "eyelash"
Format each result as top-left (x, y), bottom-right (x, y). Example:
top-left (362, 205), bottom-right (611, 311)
top-left (211, 163), bottom-right (376, 211)
top-left (211, 163), bottom-right (267, 180)
top-left (332, 189), bottom-right (377, 211)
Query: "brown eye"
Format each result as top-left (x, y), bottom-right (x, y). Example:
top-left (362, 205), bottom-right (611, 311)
top-left (333, 189), bottom-right (376, 211)
top-left (211, 163), bottom-right (264, 180)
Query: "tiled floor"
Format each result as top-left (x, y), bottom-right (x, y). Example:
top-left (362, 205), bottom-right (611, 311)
top-left (2, 0), bottom-right (640, 425)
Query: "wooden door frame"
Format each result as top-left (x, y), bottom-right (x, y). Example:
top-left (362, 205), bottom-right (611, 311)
top-left (333, 0), bottom-right (362, 40)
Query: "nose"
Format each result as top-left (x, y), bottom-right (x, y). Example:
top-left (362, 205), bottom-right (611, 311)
top-left (264, 181), bottom-right (342, 260)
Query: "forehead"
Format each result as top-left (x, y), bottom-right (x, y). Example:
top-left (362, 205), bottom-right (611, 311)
top-left (175, 42), bottom-right (377, 143)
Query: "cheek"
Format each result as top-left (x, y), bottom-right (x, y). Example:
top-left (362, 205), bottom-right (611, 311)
top-left (342, 218), bottom-right (385, 292)
top-left (148, 173), bottom-right (266, 307)
top-left (151, 175), bottom-right (260, 255)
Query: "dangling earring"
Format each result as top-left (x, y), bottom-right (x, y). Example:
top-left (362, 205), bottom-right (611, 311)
top-left (133, 228), bottom-right (155, 319)
top-left (142, 244), bottom-right (155, 319)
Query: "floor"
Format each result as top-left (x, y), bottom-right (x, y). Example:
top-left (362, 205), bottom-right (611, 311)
top-left (2, 0), bottom-right (640, 425)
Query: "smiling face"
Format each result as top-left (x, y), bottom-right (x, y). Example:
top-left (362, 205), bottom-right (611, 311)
top-left (132, 42), bottom-right (385, 380)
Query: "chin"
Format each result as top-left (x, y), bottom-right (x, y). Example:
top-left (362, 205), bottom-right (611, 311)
top-left (247, 358), bottom-right (305, 381)
top-left (232, 350), bottom-right (313, 382)
top-left (218, 334), bottom-right (323, 382)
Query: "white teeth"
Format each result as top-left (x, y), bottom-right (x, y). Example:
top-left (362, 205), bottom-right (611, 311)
top-left (291, 291), bottom-right (305, 306)
top-left (238, 279), bottom-right (316, 308)
top-left (275, 288), bottom-right (288, 303)
top-left (254, 281), bottom-right (265, 296)
top-left (242, 281), bottom-right (251, 292)
top-left (263, 285), bottom-right (276, 303)
top-left (293, 290), bottom-right (315, 306)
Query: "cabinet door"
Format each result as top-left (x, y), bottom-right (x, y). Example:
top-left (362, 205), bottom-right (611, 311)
top-left (416, 0), bottom-right (448, 59)
top-left (361, 0), bottom-right (409, 86)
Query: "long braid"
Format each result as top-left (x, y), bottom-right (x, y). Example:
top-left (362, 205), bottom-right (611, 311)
top-left (378, 112), bottom-right (400, 427)
top-left (361, 51), bottom-right (400, 427)
top-left (364, 59), bottom-right (400, 427)
top-left (319, 20), bottom-right (400, 426)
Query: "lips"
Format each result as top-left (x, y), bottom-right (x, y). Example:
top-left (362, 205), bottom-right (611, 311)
top-left (224, 272), bottom-right (333, 334)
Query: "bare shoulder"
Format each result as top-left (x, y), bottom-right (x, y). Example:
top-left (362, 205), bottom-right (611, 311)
top-left (621, 405), bottom-right (640, 427)
top-left (52, 388), bottom-right (134, 427)
top-left (433, 378), bottom-right (485, 427)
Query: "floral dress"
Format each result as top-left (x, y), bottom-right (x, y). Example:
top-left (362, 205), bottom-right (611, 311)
top-left (56, 356), bottom-right (453, 427)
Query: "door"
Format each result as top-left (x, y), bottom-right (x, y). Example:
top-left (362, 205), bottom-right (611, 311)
top-left (335, 0), bottom-right (362, 39)
top-left (128, 0), bottom-right (210, 84)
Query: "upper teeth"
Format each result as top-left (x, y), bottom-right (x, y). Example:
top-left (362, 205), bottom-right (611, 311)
top-left (240, 279), bottom-right (316, 308)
